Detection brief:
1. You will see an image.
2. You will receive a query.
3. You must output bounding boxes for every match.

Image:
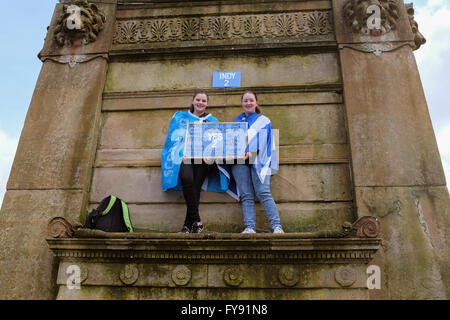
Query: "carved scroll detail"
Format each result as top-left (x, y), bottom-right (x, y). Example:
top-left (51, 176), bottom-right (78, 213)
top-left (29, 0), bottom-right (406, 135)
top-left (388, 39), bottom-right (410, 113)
top-left (48, 217), bottom-right (76, 238)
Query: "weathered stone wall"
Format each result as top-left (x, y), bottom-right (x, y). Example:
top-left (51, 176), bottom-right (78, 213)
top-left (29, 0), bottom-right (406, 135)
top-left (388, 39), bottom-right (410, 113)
top-left (333, 0), bottom-right (450, 299)
top-left (0, 0), bottom-right (118, 299)
top-left (0, 0), bottom-right (448, 300)
top-left (90, 0), bottom-right (354, 234)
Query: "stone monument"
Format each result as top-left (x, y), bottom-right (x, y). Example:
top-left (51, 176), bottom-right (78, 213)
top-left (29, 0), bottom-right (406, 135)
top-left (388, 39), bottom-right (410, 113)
top-left (0, 0), bottom-right (448, 300)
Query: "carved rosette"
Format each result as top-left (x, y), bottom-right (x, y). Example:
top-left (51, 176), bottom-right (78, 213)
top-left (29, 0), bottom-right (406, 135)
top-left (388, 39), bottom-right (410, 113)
top-left (119, 264), bottom-right (139, 285)
top-left (171, 265), bottom-right (192, 286)
top-left (278, 266), bottom-right (299, 287)
top-left (54, 0), bottom-right (106, 47)
top-left (112, 11), bottom-right (333, 45)
top-left (334, 266), bottom-right (356, 287)
top-left (223, 266), bottom-right (244, 287)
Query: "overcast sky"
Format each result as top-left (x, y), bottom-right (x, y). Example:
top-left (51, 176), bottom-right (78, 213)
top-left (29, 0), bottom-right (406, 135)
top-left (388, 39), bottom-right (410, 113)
top-left (0, 0), bottom-right (449, 207)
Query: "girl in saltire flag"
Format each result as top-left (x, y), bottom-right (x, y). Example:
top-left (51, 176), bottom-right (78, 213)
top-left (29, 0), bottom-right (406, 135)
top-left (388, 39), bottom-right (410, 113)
top-left (230, 91), bottom-right (284, 234)
top-left (161, 92), bottom-right (229, 233)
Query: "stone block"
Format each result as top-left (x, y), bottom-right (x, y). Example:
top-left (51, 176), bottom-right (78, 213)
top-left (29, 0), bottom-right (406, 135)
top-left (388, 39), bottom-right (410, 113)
top-left (0, 189), bottom-right (87, 299)
top-left (104, 53), bottom-right (341, 92)
top-left (99, 104), bottom-right (346, 150)
top-left (340, 46), bottom-right (446, 186)
top-left (355, 186), bottom-right (449, 299)
top-left (89, 164), bottom-right (352, 204)
top-left (7, 59), bottom-right (107, 190)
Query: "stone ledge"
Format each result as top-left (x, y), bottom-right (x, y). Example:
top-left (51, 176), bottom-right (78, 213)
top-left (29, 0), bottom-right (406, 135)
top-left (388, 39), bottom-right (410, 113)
top-left (47, 216), bottom-right (381, 298)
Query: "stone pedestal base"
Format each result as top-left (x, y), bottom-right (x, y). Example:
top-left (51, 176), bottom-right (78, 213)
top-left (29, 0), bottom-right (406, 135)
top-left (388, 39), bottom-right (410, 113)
top-left (47, 221), bottom-right (380, 300)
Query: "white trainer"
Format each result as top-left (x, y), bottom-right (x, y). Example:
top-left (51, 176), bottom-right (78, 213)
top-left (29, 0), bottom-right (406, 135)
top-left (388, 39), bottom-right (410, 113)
top-left (241, 227), bottom-right (256, 234)
top-left (273, 226), bottom-right (285, 234)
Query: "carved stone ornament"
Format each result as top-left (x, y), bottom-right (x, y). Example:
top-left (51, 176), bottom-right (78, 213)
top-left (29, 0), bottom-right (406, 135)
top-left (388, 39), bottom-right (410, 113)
top-left (40, 53), bottom-right (108, 68)
top-left (171, 265), bottom-right (192, 286)
top-left (339, 42), bottom-right (414, 56)
top-left (405, 3), bottom-right (426, 50)
top-left (119, 264), bottom-right (139, 285)
top-left (112, 10), bottom-right (333, 45)
top-left (343, 0), bottom-right (400, 36)
top-left (278, 266), bottom-right (300, 287)
top-left (223, 266), bottom-right (244, 287)
top-left (334, 266), bottom-right (357, 287)
top-left (54, 0), bottom-right (106, 47)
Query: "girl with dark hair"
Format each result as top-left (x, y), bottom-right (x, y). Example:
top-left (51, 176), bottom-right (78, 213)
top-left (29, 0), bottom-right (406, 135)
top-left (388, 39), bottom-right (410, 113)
top-left (161, 91), bottom-right (229, 233)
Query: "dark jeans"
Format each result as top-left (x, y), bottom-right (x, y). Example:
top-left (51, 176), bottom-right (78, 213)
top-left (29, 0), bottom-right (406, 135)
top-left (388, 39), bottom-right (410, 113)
top-left (179, 162), bottom-right (211, 228)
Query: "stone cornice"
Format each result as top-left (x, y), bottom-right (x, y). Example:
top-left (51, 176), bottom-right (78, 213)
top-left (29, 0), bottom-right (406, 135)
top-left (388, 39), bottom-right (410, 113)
top-left (47, 216), bottom-right (381, 264)
top-left (48, 237), bottom-right (380, 264)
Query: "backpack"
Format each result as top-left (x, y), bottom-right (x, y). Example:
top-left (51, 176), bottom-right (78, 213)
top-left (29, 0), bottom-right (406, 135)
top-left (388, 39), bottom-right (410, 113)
top-left (84, 195), bottom-right (134, 232)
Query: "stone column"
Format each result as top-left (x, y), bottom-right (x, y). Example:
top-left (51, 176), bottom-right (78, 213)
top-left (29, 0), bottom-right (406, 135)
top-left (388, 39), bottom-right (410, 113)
top-left (333, 0), bottom-right (449, 299)
top-left (0, 0), bottom-right (117, 299)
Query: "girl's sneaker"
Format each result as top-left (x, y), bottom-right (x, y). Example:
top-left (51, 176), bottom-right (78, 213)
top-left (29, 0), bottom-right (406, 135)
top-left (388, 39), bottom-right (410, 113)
top-left (273, 226), bottom-right (285, 234)
top-left (191, 221), bottom-right (204, 233)
top-left (178, 226), bottom-right (190, 234)
top-left (241, 227), bottom-right (256, 234)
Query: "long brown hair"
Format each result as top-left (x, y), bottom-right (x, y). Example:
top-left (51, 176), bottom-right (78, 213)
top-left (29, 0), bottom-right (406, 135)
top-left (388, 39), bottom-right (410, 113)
top-left (190, 91), bottom-right (209, 114)
top-left (241, 90), bottom-right (262, 114)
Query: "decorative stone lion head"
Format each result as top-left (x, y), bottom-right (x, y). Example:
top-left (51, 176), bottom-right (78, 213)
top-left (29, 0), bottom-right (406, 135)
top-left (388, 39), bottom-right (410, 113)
top-left (405, 3), bottom-right (426, 50)
top-left (54, 0), bottom-right (106, 47)
top-left (343, 0), bottom-right (400, 36)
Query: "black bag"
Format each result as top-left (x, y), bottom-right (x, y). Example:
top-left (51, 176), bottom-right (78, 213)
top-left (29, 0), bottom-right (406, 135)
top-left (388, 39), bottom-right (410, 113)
top-left (84, 195), bottom-right (134, 232)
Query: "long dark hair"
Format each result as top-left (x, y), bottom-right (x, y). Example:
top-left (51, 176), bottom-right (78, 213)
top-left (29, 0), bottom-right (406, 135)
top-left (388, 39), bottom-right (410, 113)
top-left (190, 91), bottom-right (209, 114)
top-left (241, 90), bottom-right (262, 114)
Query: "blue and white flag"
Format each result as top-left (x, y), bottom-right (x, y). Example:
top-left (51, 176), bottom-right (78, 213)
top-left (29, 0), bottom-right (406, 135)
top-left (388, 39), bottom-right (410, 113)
top-left (161, 110), bottom-right (229, 193)
top-left (244, 112), bottom-right (278, 183)
top-left (218, 112), bottom-right (278, 201)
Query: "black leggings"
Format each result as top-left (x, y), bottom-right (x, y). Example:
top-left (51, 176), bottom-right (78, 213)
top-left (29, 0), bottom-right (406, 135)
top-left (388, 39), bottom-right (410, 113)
top-left (179, 162), bottom-right (211, 228)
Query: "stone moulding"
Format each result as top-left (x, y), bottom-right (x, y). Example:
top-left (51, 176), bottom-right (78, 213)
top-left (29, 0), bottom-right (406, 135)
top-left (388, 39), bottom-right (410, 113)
top-left (48, 215), bottom-right (380, 240)
top-left (47, 217), bottom-right (380, 296)
top-left (47, 216), bottom-right (381, 264)
top-left (338, 41), bottom-right (415, 56)
top-left (40, 53), bottom-right (109, 68)
top-left (111, 10), bottom-right (334, 49)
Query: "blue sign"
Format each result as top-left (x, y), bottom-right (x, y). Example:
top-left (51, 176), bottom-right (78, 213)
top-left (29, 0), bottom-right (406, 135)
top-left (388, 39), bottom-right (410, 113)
top-left (184, 122), bottom-right (247, 159)
top-left (212, 72), bottom-right (241, 88)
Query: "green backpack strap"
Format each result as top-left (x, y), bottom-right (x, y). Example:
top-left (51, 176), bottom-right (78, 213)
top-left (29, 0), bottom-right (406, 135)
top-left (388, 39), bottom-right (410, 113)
top-left (121, 200), bottom-right (134, 232)
top-left (101, 195), bottom-right (117, 215)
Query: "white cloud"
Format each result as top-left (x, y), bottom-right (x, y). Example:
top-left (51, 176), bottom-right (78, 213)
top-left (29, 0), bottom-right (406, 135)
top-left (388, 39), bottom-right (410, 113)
top-left (436, 125), bottom-right (450, 185)
top-left (0, 130), bottom-right (18, 208)
top-left (413, 1), bottom-right (450, 188)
